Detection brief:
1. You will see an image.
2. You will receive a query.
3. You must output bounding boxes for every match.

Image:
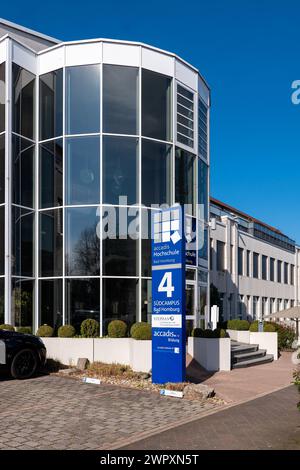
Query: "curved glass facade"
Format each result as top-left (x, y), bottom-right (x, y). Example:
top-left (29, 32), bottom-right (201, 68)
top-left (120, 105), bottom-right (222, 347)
top-left (0, 38), bottom-right (210, 333)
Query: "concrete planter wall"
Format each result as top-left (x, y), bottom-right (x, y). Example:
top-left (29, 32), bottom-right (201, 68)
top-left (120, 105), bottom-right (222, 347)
top-left (226, 329), bottom-right (250, 343)
top-left (187, 337), bottom-right (231, 371)
top-left (42, 337), bottom-right (152, 372)
top-left (249, 332), bottom-right (278, 360)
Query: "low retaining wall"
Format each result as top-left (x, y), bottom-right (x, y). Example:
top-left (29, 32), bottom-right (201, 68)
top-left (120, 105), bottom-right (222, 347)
top-left (226, 329), bottom-right (250, 343)
top-left (187, 337), bottom-right (231, 371)
top-left (249, 332), bottom-right (278, 360)
top-left (42, 338), bottom-right (152, 372)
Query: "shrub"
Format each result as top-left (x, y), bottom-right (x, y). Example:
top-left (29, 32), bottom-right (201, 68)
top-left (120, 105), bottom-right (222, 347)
top-left (88, 362), bottom-right (135, 378)
top-left (36, 324), bottom-right (54, 337)
top-left (107, 320), bottom-right (127, 338)
top-left (80, 319), bottom-right (100, 338)
top-left (130, 322), bottom-right (152, 340)
top-left (58, 325), bottom-right (76, 338)
top-left (249, 321), bottom-right (276, 333)
top-left (227, 319), bottom-right (250, 331)
top-left (271, 323), bottom-right (296, 350)
top-left (191, 328), bottom-right (227, 338)
top-left (293, 368), bottom-right (300, 411)
top-left (15, 326), bottom-right (32, 334)
top-left (0, 324), bottom-right (15, 331)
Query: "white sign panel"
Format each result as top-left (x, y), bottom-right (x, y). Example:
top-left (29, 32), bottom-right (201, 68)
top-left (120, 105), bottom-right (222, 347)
top-left (152, 315), bottom-right (182, 329)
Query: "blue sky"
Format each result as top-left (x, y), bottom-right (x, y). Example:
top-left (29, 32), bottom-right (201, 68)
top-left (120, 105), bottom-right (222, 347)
top-left (2, 0), bottom-right (300, 242)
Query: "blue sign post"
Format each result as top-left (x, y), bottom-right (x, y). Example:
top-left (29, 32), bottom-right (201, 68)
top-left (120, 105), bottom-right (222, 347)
top-left (151, 205), bottom-right (186, 384)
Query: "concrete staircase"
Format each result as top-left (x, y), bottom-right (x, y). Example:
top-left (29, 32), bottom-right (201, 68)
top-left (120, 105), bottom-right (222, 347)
top-left (231, 341), bottom-right (274, 369)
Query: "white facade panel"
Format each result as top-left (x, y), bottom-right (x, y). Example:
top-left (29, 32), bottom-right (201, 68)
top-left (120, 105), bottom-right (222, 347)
top-left (0, 40), bottom-right (7, 64)
top-left (12, 42), bottom-right (36, 73)
top-left (102, 42), bottom-right (140, 66)
top-left (38, 46), bottom-right (65, 74)
top-left (141, 47), bottom-right (174, 76)
top-left (175, 59), bottom-right (198, 91)
top-left (65, 42), bottom-right (101, 66)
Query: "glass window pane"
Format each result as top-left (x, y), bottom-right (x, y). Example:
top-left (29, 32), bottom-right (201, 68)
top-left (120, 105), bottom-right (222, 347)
top-left (0, 63), bottom-right (5, 133)
top-left (142, 139), bottom-right (171, 207)
top-left (39, 209), bottom-right (63, 277)
top-left (0, 206), bottom-right (4, 275)
top-left (198, 159), bottom-right (208, 222)
top-left (103, 65), bottom-right (138, 135)
top-left (0, 134), bottom-right (4, 204)
top-left (0, 278), bottom-right (4, 324)
top-left (11, 279), bottom-right (34, 330)
top-left (175, 148), bottom-right (195, 215)
top-left (102, 206), bottom-right (138, 276)
top-left (12, 64), bottom-right (35, 139)
top-left (66, 65), bottom-right (100, 135)
top-left (141, 209), bottom-right (151, 277)
top-left (103, 278), bottom-right (138, 333)
top-left (65, 207), bottom-right (100, 276)
top-left (141, 278), bottom-right (152, 323)
top-left (39, 279), bottom-right (62, 330)
top-left (66, 278), bottom-right (100, 333)
top-left (142, 69), bottom-right (172, 141)
top-left (12, 136), bottom-right (34, 208)
top-left (12, 207), bottom-right (34, 277)
top-left (39, 69), bottom-right (63, 140)
top-left (66, 136), bottom-right (100, 205)
top-left (103, 136), bottom-right (138, 205)
top-left (39, 139), bottom-right (63, 209)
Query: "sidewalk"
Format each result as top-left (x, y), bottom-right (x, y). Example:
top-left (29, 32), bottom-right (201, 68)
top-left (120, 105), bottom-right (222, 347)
top-left (187, 351), bottom-right (295, 404)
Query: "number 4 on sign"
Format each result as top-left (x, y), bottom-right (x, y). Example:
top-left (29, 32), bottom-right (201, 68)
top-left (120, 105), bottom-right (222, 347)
top-left (158, 272), bottom-right (174, 298)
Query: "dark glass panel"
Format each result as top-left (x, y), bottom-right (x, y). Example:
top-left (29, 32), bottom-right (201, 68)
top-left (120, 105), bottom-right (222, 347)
top-left (142, 139), bottom-right (171, 207)
top-left (103, 65), bottom-right (138, 135)
top-left (103, 136), bottom-right (138, 205)
top-left (65, 207), bottom-right (100, 276)
top-left (0, 63), bottom-right (5, 133)
top-left (103, 278), bottom-right (138, 333)
top-left (141, 209), bottom-right (151, 277)
top-left (66, 136), bottom-right (100, 205)
top-left (0, 134), bottom-right (4, 204)
top-left (142, 69), bottom-right (172, 141)
top-left (39, 69), bottom-right (63, 140)
top-left (198, 159), bottom-right (208, 221)
top-left (12, 136), bottom-right (34, 208)
top-left (39, 139), bottom-right (63, 208)
top-left (0, 206), bottom-right (4, 275)
top-left (102, 206), bottom-right (138, 276)
top-left (11, 279), bottom-right (34, 329)
top-left (39, 209), bottom-right (63, 277)
top-left (66, 65), bottom-right (100, 135)
top-left (12, 207), bottom-right (34, 277)
top-left (39, 279), bottom-right (62, 330)
top-left (66, 278), bottom-right (100, 333)
top-left (175, 148), bottom-right (195, 215)
top-left (141, 278), bottom-right (152, 323)
top-left (0, 278), bottom-right (4, 324)
top-left (12, 64), bottom-right (35, 139)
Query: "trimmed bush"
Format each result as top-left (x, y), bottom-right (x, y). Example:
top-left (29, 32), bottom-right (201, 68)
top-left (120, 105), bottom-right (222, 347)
top-left (191, 328), bottom-right (227, 338)
top-left (15, 326), bottom-right (32, 334)
top-left (107, 320), bottom-right (127, 338)
top-left (36, 324), bottom-right (54, 337)
top-left (249, 321), bottom-right (276, 333)
top-left (80, 319), bottom-right (100, 338)
top-left (0, 324), bottom-right (15, 331)
top-left (271, 323), bottom-right (296, 350)
top-left (58, 325), bottom-right (76, 338)
top-left (227, 319), bottom-right (250, 331)
top-left (130, 322), bottom-right (152, 340)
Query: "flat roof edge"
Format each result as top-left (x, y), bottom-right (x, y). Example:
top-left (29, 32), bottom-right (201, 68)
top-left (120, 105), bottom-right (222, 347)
top-left (0, 18), bottom-right (60, 45)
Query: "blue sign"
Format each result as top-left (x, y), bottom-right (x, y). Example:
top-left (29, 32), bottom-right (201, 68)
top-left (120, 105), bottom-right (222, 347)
top-left (151, 206), bottom-right (186, 384)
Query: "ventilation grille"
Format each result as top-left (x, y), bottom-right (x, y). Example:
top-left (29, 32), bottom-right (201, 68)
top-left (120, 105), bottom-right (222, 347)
top-left (177, 84), bottom-right (194, 148)
top-left (198, 99), bottom-right (208, 159)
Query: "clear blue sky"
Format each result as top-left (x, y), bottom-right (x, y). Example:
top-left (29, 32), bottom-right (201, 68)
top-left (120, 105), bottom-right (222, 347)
top-left (2, 0), bottom-right (300, 242)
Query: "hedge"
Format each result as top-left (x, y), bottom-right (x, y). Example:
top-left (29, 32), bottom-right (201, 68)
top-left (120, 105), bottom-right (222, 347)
top-left (36, 324), bottom-right (54, 337)
top-left (58, 325), bottom-right (76, 338)
top-left (0, 324), bottom-right (15, 331)
top-left (227, 319), bottom-right (250, 331)
top-left (80, 319), bottom-right (99, 338)
top-left (130, 322), bottom-right (152, 340)
top-left (249, 321), bottom-right (276, 333)
top-left (107, 320), bottom-right (127, 338)
top-left (192, 328), bottom-right (227, 338)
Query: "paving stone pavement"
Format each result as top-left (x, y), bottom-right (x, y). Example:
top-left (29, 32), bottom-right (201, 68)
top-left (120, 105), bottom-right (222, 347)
top-left (121, 385), bottom-right (300, 450)
top-left (0, 374), bottom-right (219, 450)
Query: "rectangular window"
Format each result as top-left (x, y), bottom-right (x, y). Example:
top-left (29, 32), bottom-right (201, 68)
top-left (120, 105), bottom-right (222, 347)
top-left (198, 160), bottom-right (208, 222)
top-left (39, 139), bottom-right (63, 209)
top-left (270, 257), bottom-right (275, 281)
top-left (142, 69), bottom-right (172, 141)
top-left (270, 298), bottom-right (275, 314)
top-left (253, 296), bottom-right (259, 320)
top-left (277, 298), bottom-right (282, 311)
top-left (290, 265), bottom-right (295, 285)
top-left (262, 255), bottom-right (267, 280)
top-left (11, 279), bottom-right (33, 329)
top-left (39, 279), bottom-right (62, 330)
top-left (103, 65), bottom-right (138, 135)
top-left (0, 134), bottom-right (4, 204)
top-left (216, 240), bottom-right (225, 272)
top-left (12, 207), bottom-right (34, 277)
top-left (177, 84), bottom-right (194, 148)
top-left (198, 99), bottom-right (208, 159)
top-left (0, 63), bottom-right (5, 133)
top-left (39, 209), bottom-right (63, 277)
top-left (238, 247), bottom-right (243, 275)
top-left (253, 252), bottom-right (259, 278)
top-left (0, 206), bottom-right (4, 275)
top-left (39, 69), bottom-right (63, 140)
top-left (103, 278), bottom-right (138, 334)
top-left (284, 262), bottom-right (288, 284)
top-left (12, 136), bottom-right (35, 209)
top-left (66, 65), bottom-right (100, 135)
top-left (66, 278), bottom-right (100, 333)
top-left (142, 139), bottom-right (171, 207)
top-left (0, 278), bottom-right (4, 325)
top-left (12, 64), bottom-right (35, 139)
top-left (277, 260), bottom-right (282, 283)
top-left (246, 250), bottom-right (250, 276)
top-left (175, 148), bottom-right (196, 215)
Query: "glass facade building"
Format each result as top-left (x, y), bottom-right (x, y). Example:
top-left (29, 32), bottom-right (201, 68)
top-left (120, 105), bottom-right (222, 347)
top-left (0, 32), bottom-right (210, 334)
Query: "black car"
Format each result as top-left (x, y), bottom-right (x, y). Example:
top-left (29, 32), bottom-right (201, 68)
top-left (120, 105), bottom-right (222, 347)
top-left (0, 329), bottom-right (46, 379)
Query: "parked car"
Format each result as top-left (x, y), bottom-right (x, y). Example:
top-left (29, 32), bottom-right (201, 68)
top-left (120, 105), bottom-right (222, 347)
top-left (0, 329), bottom-right (46, 379)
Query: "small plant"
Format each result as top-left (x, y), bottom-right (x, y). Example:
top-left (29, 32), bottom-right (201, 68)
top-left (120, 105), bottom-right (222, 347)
top-left (80, 319), bottom-right (100, 338)
top-left (293, 368), bottom-right (300, 411)
top-left (130, 322), bottom-right (152, 340)
top-left (249, 321), bottom-right (276, 333)
top-left (15, 326), bottom-right (32, 334)
top-left (58, 325), bottom-right (76, 338)
top-left (271, 323), bottom-right (296, 350)
top-left (36, 324), bottom-right (54, 337)
top-left (227, 319), bottom-right (250, 331)
top-left (0, 324), bottom-right (15, 331)
top-left (107, 320), bottom-right (127, 338)
top-left (88, 361), bottom-right (136, 378)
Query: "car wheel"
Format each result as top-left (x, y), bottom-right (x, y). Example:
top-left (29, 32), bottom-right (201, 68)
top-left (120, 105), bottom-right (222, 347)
top-left (10, 348), bottom-right (38, 380)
